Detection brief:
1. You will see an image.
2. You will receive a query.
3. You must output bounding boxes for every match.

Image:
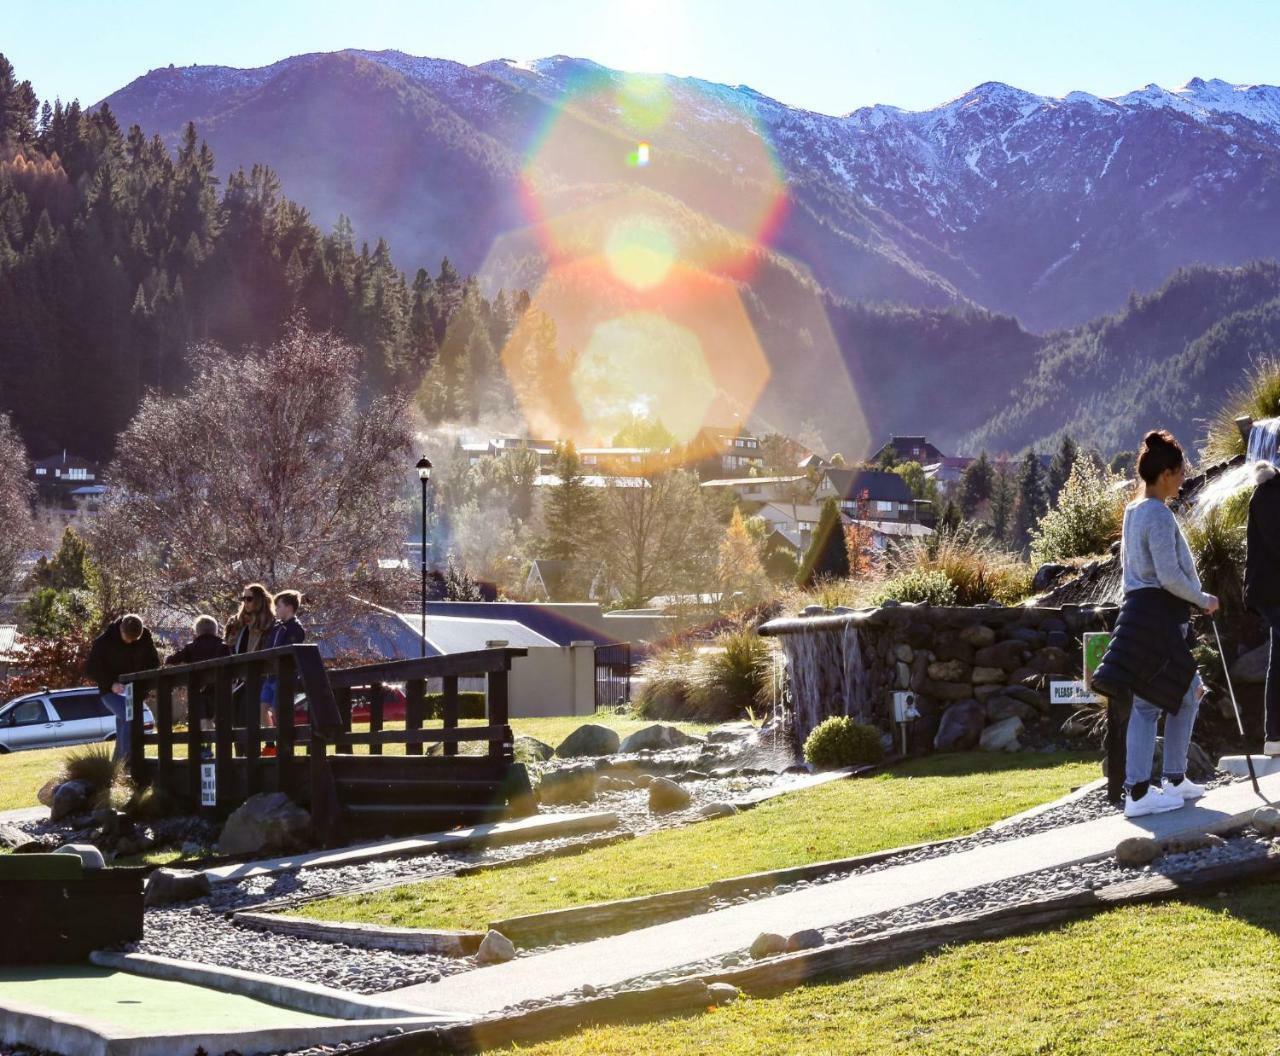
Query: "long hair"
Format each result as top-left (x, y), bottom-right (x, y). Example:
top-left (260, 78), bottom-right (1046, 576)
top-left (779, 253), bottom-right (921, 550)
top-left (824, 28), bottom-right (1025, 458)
top-left (234, 582), bottom-right (275, 631)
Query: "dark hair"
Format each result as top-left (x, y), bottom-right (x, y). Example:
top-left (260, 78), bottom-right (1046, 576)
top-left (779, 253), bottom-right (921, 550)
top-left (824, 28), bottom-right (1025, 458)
top-left (1136, 430), bottom-right (1185, 484)
top-left (273, 589), bottom-right (302, 613)
top-left (120, 614), bottom-right (144, 639)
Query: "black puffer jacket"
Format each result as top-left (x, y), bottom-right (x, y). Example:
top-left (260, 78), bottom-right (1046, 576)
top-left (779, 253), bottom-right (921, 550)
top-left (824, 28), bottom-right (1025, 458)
top-left (85, 619), bottom-right (161, 694)
top-left (1092, 588), bottom-right (1197, 714)
top-left (1245, 465), bottom-right (1280, 613)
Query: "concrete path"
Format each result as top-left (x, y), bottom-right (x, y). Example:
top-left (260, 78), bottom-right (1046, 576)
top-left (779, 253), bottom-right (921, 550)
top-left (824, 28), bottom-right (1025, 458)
top-left (0, 805), bottom-right (46, 824)
top-left (388, 771), bottom-right (1280, 1016)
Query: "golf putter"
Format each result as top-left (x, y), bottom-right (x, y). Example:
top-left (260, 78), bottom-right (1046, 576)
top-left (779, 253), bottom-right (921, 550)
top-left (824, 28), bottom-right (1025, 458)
top-left (1211, 616), bottom-right (1266, 801)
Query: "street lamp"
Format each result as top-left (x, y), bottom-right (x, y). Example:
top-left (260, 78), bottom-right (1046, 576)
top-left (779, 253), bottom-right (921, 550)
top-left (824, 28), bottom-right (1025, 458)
top-left (416, 456), bottom-right (433, 658)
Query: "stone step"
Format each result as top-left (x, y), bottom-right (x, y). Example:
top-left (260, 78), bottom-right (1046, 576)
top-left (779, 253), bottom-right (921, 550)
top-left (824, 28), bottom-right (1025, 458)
top-left (1218, 755), bottom-right (1280, 780)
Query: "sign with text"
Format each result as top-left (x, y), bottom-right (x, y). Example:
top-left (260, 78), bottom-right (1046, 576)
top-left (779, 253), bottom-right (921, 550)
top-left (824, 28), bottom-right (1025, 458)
top-left (200, 763), bottom-right (216, 807)
top-left (123, 684), bottom-right (134, 722)
top-left (1050, 680), bottom-right (1100, 706)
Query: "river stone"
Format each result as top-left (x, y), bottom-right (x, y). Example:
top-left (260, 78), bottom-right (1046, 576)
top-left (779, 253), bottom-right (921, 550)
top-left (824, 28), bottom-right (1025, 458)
top-left (1033, 646), bottom-right (1073, 675)
top-left (37, 778), bottom-right (60, 809)
top-left (707, 983), bottom-right (742, 1005)
top-left (934, 700), bottom-right (986, 751)
top-left (923, 680), bottom-right (976, 702)
top-left (979, 716), bottom-right (1024, 752)
top-left (1032, 563), bottom-right (1070, 593)
top-left (971, 666), bottom-right (1006, 685)
top-left (538, 764), bottom-right (598, 804)
top-left (145, 867), bottom-right (212, 906)
top-left (1253, 806), bottom-right (1280, 836)
top-left (985, 696), bottom-right (1037, 723)
top-left (215, 792), bottom-right (313, 858)
top-left (958, 623), bottom-right (997, 648)
top-left (1116, 836), bottom-right (1161, 867)
top-left (786, 929), bottom-right (825, 952)
top-left (894, 644), bottom-right (914, 663)
top-left (1002, 685), bottom-right (1050, 713)
top-left (619, 724), bottom-right (700, 754)
top-left (1163, 832), bottom-right (1225, 855)
top-left (649, 776), bottom-right (692, 814)
top-left (896, 661), bottom-right (911, 688)
top-left (54, 843), bottom-right (106, 870)
top-left (698, 801), bottom-right (738, 819)
top-left (1046, 630), bottom-right (1070, 650)
top-left (513, 736), bottom-right (554, 764)
top-left (906, 623), bottom-right (935, 649)
top-left (974, 640), bottom-right (1030, 671)
top-left (932, 638), bottom-right (975, 664)
top-left (475, 929), bottom-right (517, 965)
top-left (1231, 644), bottom-right (1271, 685)
top-left (555, 724), bottom-right (621, 758)
top-left (927, 659), bottom-right (971, 683)
top-left (50, 780), bottom-right (93, 823)
top-left (749, 932), bottom-right (788, 959)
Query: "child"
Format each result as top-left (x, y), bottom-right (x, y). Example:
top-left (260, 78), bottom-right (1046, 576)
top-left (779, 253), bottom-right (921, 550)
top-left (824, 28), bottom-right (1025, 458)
top-left (166, 615), bottom-right (231, 746)
top-left (260, 591), bottom-right (307, 743)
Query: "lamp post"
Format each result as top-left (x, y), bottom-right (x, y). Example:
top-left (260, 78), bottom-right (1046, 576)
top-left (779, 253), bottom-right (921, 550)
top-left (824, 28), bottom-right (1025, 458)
top-left (416, 456), bottom-right (433, 658)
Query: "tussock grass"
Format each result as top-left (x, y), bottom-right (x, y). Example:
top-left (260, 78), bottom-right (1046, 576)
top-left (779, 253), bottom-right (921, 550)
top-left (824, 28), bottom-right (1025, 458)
top-left (1203, 356), bottom-right (1280, 463)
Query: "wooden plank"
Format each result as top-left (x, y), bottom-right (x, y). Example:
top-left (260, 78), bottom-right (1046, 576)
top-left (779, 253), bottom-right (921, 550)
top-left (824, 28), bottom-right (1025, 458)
top-left (405, 678), bottom-right (426, 757)
top-left (155, 678), bottom-right (174, 786)
top-left (442, 675), bottom-right (459, 758)
top-left (244, 658), bottom-right (262, 783)
top-left (342, 727), bottom-right (507, 747)
top-left (128, 681), bottom-right (148, 782)
top-left (487, 670), bottom-right (510, 763)
top-left (213, 668), bottom-right (234, 814)
top-left (186, 672), bottom-right (203, 806)
top-left (368, 681), bottom-right (384, 757)
top-left (277, 655), bottom-right (298, 767)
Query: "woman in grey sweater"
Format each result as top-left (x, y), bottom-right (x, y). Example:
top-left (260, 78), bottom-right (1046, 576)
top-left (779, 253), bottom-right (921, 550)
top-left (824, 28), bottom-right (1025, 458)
top-left (1116, 431), bottom-right (1218, 818)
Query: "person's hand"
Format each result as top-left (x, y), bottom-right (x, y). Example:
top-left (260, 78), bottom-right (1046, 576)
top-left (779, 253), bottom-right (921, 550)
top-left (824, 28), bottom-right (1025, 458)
top-left (1203, 595), bottom-right (1220, 615)
top-left (111, 682), bottom-right (126, 695)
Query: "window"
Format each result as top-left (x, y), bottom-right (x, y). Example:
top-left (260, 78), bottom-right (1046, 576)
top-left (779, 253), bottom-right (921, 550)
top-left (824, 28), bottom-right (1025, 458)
top-left (9, 700), bottom-right (48, 725)
top-left (583, 454), bottom-right (597, 465)
top-left (876, 501), bottom-right (894, 512)
top-left (50, 694), bottom-right (108, 721)
top-left (68, 467), bottom-right (88, 480)
top-left (35, 467), bottom-right (46, 476)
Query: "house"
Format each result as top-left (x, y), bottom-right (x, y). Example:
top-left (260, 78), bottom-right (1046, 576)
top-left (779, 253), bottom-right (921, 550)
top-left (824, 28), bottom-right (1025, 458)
top-left (524, 559), bottom-right (617, 603)
top-left (533, 473), bottom-right (648, 489)
top-left (924, 456), bottom-right (976, 493)
top-left (849, 518), bottom-right (935, 550)
top-left (690, 425), bottom-right (765, 478)
top-left (872, 436), bottom-right (946, 466)
top-left (815, 468), bottom-right (916, 521)
top-left (31, 452), bottom-right (100, 500)
top-left (797, 453), bottom-right (828, 472)
top-left (700, 475), bottom-right (808, 505)
top-left (456, 436), bottom-right (557, 468)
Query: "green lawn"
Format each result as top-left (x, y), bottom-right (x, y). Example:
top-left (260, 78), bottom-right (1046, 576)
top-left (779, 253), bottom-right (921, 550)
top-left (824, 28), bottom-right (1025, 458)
top-left (0, 742), bottom-right (83, 813)
top-left (300, 752), bottom-right (1097, 932)
top-left (489, 882), bottom-right (1280, 1055)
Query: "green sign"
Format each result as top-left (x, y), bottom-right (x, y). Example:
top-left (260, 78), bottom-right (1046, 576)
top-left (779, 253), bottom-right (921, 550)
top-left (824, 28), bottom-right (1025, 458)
top-left (1083, 631), bottom-right (1111, 689)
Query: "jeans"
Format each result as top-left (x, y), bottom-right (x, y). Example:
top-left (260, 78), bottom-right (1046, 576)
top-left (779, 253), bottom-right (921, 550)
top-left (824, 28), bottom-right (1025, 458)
top-left (101, 692), bottom-right (129, 762)
top-left (1125, 674), bottom-right (1203, 788)
top-left (1262, 606), bottom-right (1280, 741)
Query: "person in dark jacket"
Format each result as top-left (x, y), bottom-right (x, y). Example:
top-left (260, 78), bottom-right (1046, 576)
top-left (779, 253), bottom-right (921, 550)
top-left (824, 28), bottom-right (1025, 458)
top-left (1245, 456), bottom-right (1280, 754)
top-left (86, 614), bottom-right (161, 762)
top-left (166, 615), bottom-right (232, 727)
top-left (1093, 431), bottom-right (1218, 819)
top-left (259, 590), bottom-right (307, 745)
top-left (225, 583), bottom-right (275, 655)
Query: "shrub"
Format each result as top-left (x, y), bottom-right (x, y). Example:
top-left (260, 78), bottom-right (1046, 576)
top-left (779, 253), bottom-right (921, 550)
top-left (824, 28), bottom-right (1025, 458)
top-left (1203, 356), bottom-right (1280, 464)
top-left (635, 631), bottom-right (771, 723)
top-left (634, 646), bottom-right (698, 721)
top-left (57, 743), bottom-right (119, 793)
top-left (870, 570), bottom-right (958, 606)
top-left (803, 716), bottom-right (884, 769)
top-left (886, 526), bottom-right (1033, 606)
top-left (1030, 461), bottom-right (1126, 565)
top-left (422, 692), bottom-right (487, 721)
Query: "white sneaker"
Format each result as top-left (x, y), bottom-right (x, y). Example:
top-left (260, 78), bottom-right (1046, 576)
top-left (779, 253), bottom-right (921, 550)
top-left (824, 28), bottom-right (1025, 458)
top-left (1162, 777), bottom-right (1206, 801)
top-left (1124, 786), bottom-right (1185, 818)
top-left (1264, 741), bottom-right (1280, 757)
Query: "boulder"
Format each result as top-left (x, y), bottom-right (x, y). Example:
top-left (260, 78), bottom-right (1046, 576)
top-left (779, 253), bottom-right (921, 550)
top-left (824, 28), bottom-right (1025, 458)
top-left (934, 700), bottom-right (986, 751)
top-left (555, 724), bottom-right (622, 758)
top-left (0, 824), bottom-right (41, 853)
top-left (971, 666), bottom-right (1006, 685)
top-left (37, 778), bottom-right (60, 809)
top-left (215, 792), bottom-right (313, 858)
top-left (1033, 646), bottom-right (1073, 676)
top-left (1162, 832), bottom-right (1225, 855)
top-left (1116, 836), bottom-right (1161, 867)
top-left (927, 659), bottom-right (971, 683)
top-left (1005, 626), bottom-right (1046, 648)
top-left (1032, 563), bottom-right (1070, 593)
top-left (905, 623), bottom-right (935, 649)
top-left (50, 780), bottom-right (93, 822)
top-left (1046, 631), bottom-right (1070, 650)
top-left (958, 624), bottom-right (997, 648)
top-left (979, 716), bottom-right (1023, 752)
top-left (707, 983), bottom-right (742, 1005)
top-left (513, 736), bottom-right (555, 764)
top-left (922, 680), bottom-right (976, 702)
top-left (707, 722), bottom-right (755, 744)
top-left (932, 639), bottom-right (975, 664)
top-left (749, 932), bottom-right (788, 959)
top-left (1253, 806), bottom-right (1280, 836)
top-left (785, 929), bottom-right (825, 952)
top-left (893, 644), bottom-right (915, 663)
top-left (648, 776), bottom-right (692, 814)
top-left (54, 843), bottom-right (106, 870)
top-left (619, 724), bottom-right (700, 754)
top-left (144, 867), bottom-right (212, 906)
top-left (475, 929), bottom-right (517, 965)
top-left (1002, 685), bottom-right (1050, 713)
top-left (698, 802), bottom-right (738, 820)
top-left (896, 661), bottom-right (912, 688)
top-left (538, 764), bottom-right (598, 804)
top-left (1232, 644), bottom-right (1271, 686)
top-left (985, 696), bottom-right (1037, 723)
top-left (974, 640), bottom-right (1030, 672)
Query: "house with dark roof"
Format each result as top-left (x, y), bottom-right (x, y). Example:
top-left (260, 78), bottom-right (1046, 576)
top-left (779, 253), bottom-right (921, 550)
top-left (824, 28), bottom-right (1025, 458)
top-left (815, 468), bottom-right (916, 521)
top-left (30, 451), bottom-right (100, 501)
top-left (872, 436), bottom-right (946, 466)
top-left (689, 425), bottom-right (765, 478)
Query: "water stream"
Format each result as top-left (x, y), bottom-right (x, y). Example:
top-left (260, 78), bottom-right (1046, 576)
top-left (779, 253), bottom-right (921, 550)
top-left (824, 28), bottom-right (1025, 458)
top-left (1191, 417), bottom-right (1279, 518)
top-left (776, 618), bottom-right (872, 745)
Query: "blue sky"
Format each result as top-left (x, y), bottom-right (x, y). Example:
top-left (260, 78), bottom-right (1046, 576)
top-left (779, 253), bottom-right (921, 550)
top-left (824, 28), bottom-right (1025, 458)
top-left (7, 0), bottom-right (1280, 114)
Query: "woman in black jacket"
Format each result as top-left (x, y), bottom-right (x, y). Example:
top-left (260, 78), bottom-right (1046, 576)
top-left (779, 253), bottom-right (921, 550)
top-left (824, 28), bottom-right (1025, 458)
top-left (1246, 456), bottom-right (1280, 755)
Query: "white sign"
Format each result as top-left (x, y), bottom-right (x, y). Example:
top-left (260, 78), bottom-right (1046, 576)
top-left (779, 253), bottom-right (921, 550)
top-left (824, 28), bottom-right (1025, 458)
top-left (1050, 680), bottom-right (1099, 706)
top-left (200, 763), bottom-right (217, 807)
top-left (124, 683), bottom-right (134, 722)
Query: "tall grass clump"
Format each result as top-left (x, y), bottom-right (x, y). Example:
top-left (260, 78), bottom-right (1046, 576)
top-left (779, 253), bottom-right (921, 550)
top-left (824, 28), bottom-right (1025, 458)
top-left (635, 629), bottom-right (771, 722)
top-left (1031, 461), bottom-right (1126, 565)
top-left (886, 525), bottom-right (1032, 606)
top-left (1182, 489), bottom-right (1250, 617)
top-left (1203, 356), bottom-right (1280, 464)
top-left (57, 742), bottom-right (119, 792)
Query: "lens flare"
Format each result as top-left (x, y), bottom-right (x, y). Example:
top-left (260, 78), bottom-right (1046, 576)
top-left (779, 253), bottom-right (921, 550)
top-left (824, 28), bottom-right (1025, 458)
top-left (604, 215), bottom-right (675, 289)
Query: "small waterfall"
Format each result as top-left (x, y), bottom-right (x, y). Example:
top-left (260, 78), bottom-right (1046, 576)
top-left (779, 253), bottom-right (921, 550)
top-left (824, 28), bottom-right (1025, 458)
top-left (776, 619), bottom-right (872, 745)
top-left (1193, 417), bottom-right (1280, 518)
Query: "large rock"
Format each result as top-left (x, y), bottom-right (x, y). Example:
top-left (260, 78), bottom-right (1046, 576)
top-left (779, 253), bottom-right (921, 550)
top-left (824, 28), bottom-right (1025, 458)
top-left (475, 929), bottom-right (517, 964)
top-left (538, 764), bottom-right (598, 804)
top-left (648, 776), bottom-right (692, 814)
top-left (922, 679), bottom-right (976, 702)
top-left (970, 666), bottom-right (1006, 685)
top-left (215, 792), bottom-right (313, 858)
top-left (979, 716), bottom-right (1024, 752)
top-left (1002, 685), bottom-right (1050, 713)
top-left (934, 700), bottom-right (986, 751)
top-left (54, 843), bottom-right (105, 870)
top-left (1253, 806), bottom-right (1280, 836)
top-left (1232, 644), bottom-right (1271, 686)
top-left (749, 932), bottom-right (787, 959)
top-left (1033, 646), bottom-right (1073, 676)
top-left (1116, 836), bottom-right (1161, 867)
top-left (50, 780), bottom-right (93, 823)
top-left (785, 929), bottom-right (825, 952)
top-left (37, 778), bottom-right (60, 809)
top-left (619, 724), bottom-right (700, 754)
top-left (1032, 563), bottom-right (1070, 593)
top-left (974, 640), bottom-right (1031, 672)
top-left (927, 659), bottom-right (971, 683)
top-left (985, 696), bottom-right (1037, 723)
top-left (145, 867), bottom-right (212, 906)
top-left (555, 724), bottom-right (622, 758)
top-left (513, 736), bottom-right (554, 764)
top-left (958, 624), bottom-right (996, 648)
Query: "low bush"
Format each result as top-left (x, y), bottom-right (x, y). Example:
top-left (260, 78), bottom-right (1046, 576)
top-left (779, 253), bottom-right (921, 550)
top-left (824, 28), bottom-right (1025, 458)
top-left (635, 631), bottom-right (771, 723)
top-left (803, 716), bottom-right (884, 769)
top-left (870, 569), bottom-right (958, 606)
top-left (1031, 461), bottom-right (1126, 565)
top-left (887, 526), bottom-right (1032, 606)
top-left (422, 691), bottom-right (487, 721)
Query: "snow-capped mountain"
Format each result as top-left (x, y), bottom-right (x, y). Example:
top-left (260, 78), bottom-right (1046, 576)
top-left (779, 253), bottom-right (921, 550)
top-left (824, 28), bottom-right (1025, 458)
top-left (100, 52), bottom-right (1280, 330)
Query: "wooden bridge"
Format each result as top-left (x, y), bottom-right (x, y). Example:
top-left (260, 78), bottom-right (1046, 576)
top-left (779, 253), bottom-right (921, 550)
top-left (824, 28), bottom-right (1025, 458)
top-left (121, 645), bottom-right (534, 845)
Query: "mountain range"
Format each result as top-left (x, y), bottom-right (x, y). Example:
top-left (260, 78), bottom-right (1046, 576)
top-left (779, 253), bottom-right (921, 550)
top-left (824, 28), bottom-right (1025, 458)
top-left (97, 52), bottom-right (1280, 456)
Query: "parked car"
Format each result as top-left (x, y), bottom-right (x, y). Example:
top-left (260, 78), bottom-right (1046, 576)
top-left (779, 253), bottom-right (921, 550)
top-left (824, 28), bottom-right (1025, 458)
top-left (291, 684), bottom-right (407, 726)
top-left (0, 687), bottom-right (155, 753)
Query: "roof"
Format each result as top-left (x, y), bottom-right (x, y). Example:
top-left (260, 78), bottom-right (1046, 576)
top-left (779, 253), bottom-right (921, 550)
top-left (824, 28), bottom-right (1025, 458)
top-left (820, 468), bottom-right (915, 504)
top-left (425, 601), bottom-right (619, 647)
top-left (527, 559), bottom-right (571, 599)
top-left (700, 476), bottom-right (804, 488)
top-left (0, 625), bottom-right (18, 658)
top-left (70, 485), bottom-right (107, 496)
top-left (757, 502), bottom-right (844, 523)
top-left (850, 519), bottom-right (935, 538)
top-left (925, 457), bottom-right (976, 470)
top-left (33, 452), bottom-right (98, 471)
top-left (396, 615), bottom-right (559, 656)
top-left (533, 474), bottom-right (648, 488)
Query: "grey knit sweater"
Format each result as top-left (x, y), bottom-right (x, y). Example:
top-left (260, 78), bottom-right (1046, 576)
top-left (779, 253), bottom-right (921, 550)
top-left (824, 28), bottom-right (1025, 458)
top-left (1120, 497), bottom-right (1212, 608)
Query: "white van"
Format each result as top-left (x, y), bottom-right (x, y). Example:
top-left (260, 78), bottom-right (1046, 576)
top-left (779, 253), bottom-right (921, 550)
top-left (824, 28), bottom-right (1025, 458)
top-left (0, 687), bottom-right (155, 753)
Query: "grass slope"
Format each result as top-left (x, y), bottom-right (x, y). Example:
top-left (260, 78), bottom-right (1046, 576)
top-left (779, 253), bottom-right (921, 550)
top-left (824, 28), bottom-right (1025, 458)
top-left (301, 752), bottom-right (1096, 932)
top-left (492, 882), bottom-right (1280, 1055)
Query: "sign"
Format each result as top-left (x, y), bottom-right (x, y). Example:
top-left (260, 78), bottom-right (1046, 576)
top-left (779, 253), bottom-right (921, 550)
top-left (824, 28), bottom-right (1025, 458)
top-left (200, 763), bottom-right (217, 807)
top-left (123, 683), bottom-right (134, 722)
top-left (1082, 632), bottom-right (1111, 690)
top-left (1050, 680), bottom-right (1100, 706)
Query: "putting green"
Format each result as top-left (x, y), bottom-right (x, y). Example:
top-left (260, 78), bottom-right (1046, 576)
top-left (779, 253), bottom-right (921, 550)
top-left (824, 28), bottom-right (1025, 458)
top-left (0, 965), bottom-right (333, 1033)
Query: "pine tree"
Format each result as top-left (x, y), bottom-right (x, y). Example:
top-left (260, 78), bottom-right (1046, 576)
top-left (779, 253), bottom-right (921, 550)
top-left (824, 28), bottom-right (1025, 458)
top-left (958, 451), bottom-right (994, 517)
top-left (1012, 450), bottom-right (1048, 548)
top-left (990, 458), bottom-right (1015, 542)
top-left (1046, 435), bottom-right (1078, 505)
top-left (542, 442), bottom-right (602, 597)
top-left (796, 497), bottom-right (850, 586)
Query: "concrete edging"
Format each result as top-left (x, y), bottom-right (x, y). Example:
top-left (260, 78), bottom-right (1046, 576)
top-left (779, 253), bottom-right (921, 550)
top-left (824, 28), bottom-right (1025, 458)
top-left (234, 913), bottom-right (484, 956)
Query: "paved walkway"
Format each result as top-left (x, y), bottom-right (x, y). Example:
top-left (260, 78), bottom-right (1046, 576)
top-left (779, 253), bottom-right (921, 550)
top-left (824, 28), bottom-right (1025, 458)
top-left (388, 771), bottom-right (1280, 1016)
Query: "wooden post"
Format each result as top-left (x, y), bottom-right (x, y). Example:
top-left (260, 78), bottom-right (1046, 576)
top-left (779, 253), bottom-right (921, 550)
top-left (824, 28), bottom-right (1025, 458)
top-left (487, 667), bottom-right (511, 763)
top-left (442, 675), bottom-right (459, 757)
top-left (128, 680), bottom-right (148, 783)
top-left (405, 678), bottom-right (426, 757)
top-left (368, 681), bottom-right (384, 756)
top-left (213, 668), bottom-right (234, 814)
top-left (155, 677), bottom-right (174, 790)
top-left (186, 672), bottom-right (203, 807)
top-left (277, 654), bottom-right (297, 772)
top-left (244, 659), bottom-right (262, 785)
